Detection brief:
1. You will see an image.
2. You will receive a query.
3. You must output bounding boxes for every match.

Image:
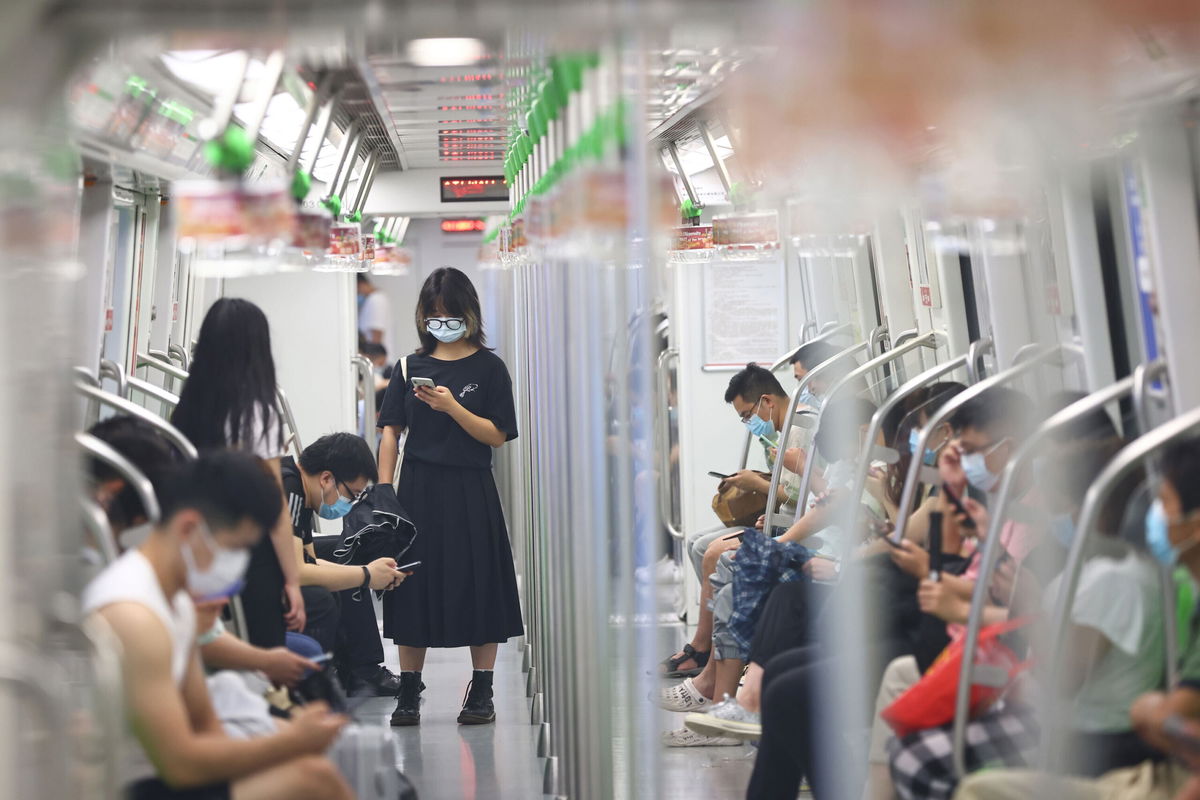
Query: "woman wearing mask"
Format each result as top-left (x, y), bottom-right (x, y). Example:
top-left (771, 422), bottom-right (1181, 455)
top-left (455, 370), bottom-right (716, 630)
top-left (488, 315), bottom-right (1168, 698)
top-left (376, 267), bottom-right (522, 727)
top-left (171, 297), bottom-right (305, 648)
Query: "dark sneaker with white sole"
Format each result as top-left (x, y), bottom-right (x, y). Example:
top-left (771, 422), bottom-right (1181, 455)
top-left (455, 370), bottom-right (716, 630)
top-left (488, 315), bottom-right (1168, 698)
top-left (457, 670), bottom-right (496, 725)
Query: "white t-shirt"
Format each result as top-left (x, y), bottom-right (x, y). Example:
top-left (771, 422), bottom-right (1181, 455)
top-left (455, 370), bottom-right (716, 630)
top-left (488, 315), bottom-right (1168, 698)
top-left (359, 290), bottom-right (393, 356)
top-left (227, 405), bottom-right (286, 461)
top-left (1043, 548), bottom-right (1165, 732)
top-left (82, 549), bottom-right (197, 781)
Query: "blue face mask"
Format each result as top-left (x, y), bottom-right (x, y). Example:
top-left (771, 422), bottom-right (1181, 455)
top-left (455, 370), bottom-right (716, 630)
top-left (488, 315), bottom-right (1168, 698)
top-left (798, 388), bottom-right (822, 410)
top-left (1145, 498), bottom-right (1177, 566)
top-left (318, 480), bottom-right (355, 521)
top-left (427, 317), bottom-right (467, 344)
top-left (961, 438), bottom-right (1008, 494)
top-left (743, 397), bottom-right (776, 442)
top-left (908, 429), bottom-right (938, 467)
top-left (1049, 513), bottom-right (1076, 550)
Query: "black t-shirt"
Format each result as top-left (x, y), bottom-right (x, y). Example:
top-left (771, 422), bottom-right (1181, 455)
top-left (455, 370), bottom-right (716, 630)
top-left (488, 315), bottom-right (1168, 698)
top-left (280, 456), bottom-right (316, 564)
top-left (377, 349), bottom-right (518, 469)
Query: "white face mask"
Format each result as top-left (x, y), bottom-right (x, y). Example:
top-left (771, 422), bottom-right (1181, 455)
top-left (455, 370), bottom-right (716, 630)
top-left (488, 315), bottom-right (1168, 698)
top-left (180, 523), bottom-right (251, 602)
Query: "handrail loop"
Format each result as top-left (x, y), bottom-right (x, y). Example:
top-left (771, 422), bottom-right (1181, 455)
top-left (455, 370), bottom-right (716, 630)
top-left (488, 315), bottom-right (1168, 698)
top-left (656, 349), bottom-right (683, 539)
top-left (965, 336), bottom-right (994, 385)
top-left (352, 355), bottom-right (378, 459)
top-left (98, 358), bottom-right (127, 400)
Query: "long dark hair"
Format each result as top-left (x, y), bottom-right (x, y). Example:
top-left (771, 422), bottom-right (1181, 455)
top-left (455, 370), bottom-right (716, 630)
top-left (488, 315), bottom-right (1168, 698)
top-left (171, 298), bottom-right (282, 453)
top-left (414, 267), bottom-right (488, 355)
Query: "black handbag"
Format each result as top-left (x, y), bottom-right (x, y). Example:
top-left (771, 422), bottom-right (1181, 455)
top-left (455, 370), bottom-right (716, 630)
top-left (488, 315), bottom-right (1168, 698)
top-left (332, 482), bottom-right (418, 567)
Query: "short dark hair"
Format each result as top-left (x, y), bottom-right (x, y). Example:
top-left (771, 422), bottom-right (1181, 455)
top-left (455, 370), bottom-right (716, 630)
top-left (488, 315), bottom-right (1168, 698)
top-left (1162, 438), bottom-right (1200, 515)
top-left (298, 433), bottom-right (377, 484)
top-left (790, 341), bottom-right (841, 370)
top-left (157, 450), bottom-right (281, 535)
top-left (814, 397), bottom-right (878, 462)
top-left (415, 267), bottom-right (488, 355)
top-left (361, 342), bottom-right (387, 359)
top-left (86, 416), bottom-right (182, 528)
top-left (950, 387), bottom-right (1034, 441)
top-left (724, 363), bottom-right (787, 405)
top-left (357, 274), bottom-right (371, 285)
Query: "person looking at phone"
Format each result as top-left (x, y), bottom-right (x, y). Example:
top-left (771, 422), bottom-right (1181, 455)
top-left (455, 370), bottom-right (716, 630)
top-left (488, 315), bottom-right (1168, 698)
top-left (83, 450), bottom-right (353, 800)
top-left (376, 266), bottom-right (522, 727)
top-left (279, 432), bottom-right (410, 696)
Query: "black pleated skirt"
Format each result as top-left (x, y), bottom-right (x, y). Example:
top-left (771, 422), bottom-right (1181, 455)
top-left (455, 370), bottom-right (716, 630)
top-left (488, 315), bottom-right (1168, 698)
top-left (382, 459), bottom-right (524, 648)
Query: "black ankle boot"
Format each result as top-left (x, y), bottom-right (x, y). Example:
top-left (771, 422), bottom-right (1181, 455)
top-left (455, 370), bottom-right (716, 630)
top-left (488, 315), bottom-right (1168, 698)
top-left (390, 671), bottom-right (422, 727)
top-left (457, 670), bottom-right (495, 725)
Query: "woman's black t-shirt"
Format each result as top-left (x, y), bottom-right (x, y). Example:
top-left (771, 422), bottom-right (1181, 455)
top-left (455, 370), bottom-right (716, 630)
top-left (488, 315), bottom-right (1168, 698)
top-left (377, 349), bottom-right (518, 470)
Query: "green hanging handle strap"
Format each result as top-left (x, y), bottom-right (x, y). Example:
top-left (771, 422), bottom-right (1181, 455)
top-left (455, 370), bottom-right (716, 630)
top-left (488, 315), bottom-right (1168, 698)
top-left (347, 210), bottom-right (362, 224)
top-left (290, 170), bottom-right (312, 202)
top-left (322, 194), bottom-right (342, 218)
top-left (202, 126), bottom-right (256, 176)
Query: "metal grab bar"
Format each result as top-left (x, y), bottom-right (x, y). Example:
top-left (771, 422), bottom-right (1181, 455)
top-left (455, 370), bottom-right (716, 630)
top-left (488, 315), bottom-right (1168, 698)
top-left (891, 344), bottom-right (1073, 544)
top-left (98, 358), bottom-right (127, 400)
top-left (793, 330), bottom-right (936, 514)
top-left (81, 496), bottom-right (119, 565)
top-left (763, 337), bottom-right (875, 532)
top-left (868, 324), bottom-right (889, 358)
top-left (769, 323), bottom-right (856, 372)
top-left (801, 321), bottom-right (818, 343)
top-left (951, 363), bottom-right (1163, 778)
top-left (352, 355), bottom-right (378, 458)
top-left (656, 349), bottom-right (683, 539)
top-left (844, 354), bottom-right (970, 542)
top-left (146, 350), bottom-right (189, 378)
top-left (1133, 359), bottom-right (1171, 437)
top-left (124, 374), bottom-right (181, 412)
top-left (275, 385), bottom-right (304, 456)
top-left (76, 431), bottom-right (162, 526)
top-left (167, 343), bottom-right (190, 372)
top-left (966, 336), bottom-right (993, 385)
top-left (74, 367), bottom-right (101, 388)
top-left (1010, 342), bottom-right (1042, 366)
top-left (74, 382), bottom-right (198, 460)
top-left (1040, 402), bottom-right (1200, 771)
top-left (819, 321), bottom-right (842, 335)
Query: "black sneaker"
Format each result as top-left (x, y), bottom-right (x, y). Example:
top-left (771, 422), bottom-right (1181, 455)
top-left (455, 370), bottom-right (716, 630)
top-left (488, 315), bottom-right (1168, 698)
top-left (457, 670), bottom-right (495, 725)
top-left (390, 671), bottom-right (422, 727)
top-left (344, 665), bottom-right (403, 697)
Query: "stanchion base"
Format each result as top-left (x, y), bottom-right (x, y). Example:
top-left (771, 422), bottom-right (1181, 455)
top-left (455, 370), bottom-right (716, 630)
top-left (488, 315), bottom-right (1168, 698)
top-left (537, 721), bottom-right (551, 758)
top-left (530, 691), bottom-right (544, 725)
top-left (542, 756), bottom-right (560, 796)
top-left (526, 665), bottom-right (538, 698)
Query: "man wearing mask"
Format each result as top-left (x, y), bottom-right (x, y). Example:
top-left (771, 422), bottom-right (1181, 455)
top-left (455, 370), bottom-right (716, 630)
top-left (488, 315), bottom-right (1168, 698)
top-left (83, 450), bottom-right (353, 800)
top-left (282, 433), bottom-right (410, 696)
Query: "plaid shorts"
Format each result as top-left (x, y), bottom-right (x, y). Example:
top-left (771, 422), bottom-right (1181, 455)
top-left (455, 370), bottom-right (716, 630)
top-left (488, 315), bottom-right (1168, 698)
top-left (887, 705), bottom-right (1041, 800)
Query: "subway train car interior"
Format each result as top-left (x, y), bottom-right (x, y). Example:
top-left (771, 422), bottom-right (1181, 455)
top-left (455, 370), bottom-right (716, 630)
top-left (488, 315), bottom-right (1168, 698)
top-left (5, 1), bottom-right (1200, 798)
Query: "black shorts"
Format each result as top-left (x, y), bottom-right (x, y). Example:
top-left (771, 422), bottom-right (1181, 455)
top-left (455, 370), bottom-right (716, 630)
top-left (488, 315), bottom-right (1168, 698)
top-left (127, 777), bottom-right (231, 800)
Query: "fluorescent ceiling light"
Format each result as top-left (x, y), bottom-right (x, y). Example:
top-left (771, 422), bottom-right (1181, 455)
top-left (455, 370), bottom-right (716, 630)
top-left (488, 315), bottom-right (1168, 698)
top-left (406, 38), bottom-right (487, 67)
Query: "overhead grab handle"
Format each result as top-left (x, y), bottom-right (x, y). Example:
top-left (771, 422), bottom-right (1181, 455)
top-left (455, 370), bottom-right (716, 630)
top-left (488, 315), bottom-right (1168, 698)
top-left (951, 361), bottom-right (1164, 779)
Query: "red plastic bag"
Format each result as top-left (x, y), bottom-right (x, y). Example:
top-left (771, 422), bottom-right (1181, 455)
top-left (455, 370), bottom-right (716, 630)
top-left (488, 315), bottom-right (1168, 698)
top-left (881, 617), bottom-right (1033, 739)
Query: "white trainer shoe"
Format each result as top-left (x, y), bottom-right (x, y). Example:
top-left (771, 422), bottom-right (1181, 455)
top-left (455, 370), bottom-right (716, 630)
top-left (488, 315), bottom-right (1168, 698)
top-left (656, 678), bottom-right (711, 712)
top-left (661, 727), bottom-right (742, 747)
top-left (684, 695), bottom-right (762, 741)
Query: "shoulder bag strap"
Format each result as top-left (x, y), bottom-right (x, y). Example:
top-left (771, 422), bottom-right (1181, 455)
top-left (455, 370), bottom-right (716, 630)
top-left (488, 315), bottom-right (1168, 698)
top-left (392, 356), bottom-right (409, 486)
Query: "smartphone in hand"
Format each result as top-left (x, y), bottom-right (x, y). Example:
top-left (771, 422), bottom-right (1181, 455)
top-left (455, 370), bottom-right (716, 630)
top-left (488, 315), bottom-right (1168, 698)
top-left (396, 560), bottom-right (421, 571)
top-left (411, 377), bottom-right (436, 390)
top-left (941, 483), bottom-right (976, 529)
top-left (708, 471), bottom-right (731, 480)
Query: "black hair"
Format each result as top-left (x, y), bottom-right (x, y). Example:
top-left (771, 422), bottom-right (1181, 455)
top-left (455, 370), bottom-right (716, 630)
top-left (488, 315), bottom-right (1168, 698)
top-left (361, 342), bottom-right (388, 360)
top-left (789, 340), bottom-right (840, 370)
top-left (171, 298), bottom-right (282, 453)
top-left (949, 386), bottom-right (1034, 442)
top-left (814, 397), bottom-right (878, 463)
top-left (885, 382), bottom-right (967, 505)
top-left (157, 450), bottom-right (281, 535)
top-left (1162, 438), bottom-right (1200, 515)
top-left (415, 267), bottom-right (488, 355)
top-left (1042, 390), bottom-right (1120, 442)
top-left (86, 416), bottom-right (182, 528)
top-left (724, 363), bottom-right (787, 405)
top-left (298, 433), bottom-right (377, 484)
top-left (357, 273), bottom-right (371, 285)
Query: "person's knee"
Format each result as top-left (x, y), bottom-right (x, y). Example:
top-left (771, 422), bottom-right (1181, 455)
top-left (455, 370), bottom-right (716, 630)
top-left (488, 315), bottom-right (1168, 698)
top-left (293, 756), bottom-right (351, 800)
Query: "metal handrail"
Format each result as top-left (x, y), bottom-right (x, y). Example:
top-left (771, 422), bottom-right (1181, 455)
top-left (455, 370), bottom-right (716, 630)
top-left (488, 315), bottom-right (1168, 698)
top-left (352, 355), bottom-right (378, 458)
top-left (868, 324), bottom-right (889, 358)
top-left (124, 374), bottom-right (181, 412)
top-left (325, 120), bottom-right (361, 200)
top-left (76, 431), bottom-right (162, 526)
top-left (819, 321), bottom-right (842, 335)
top-left (951, 363), bottom-right (1164, 777)
top-left (1133, 359), bottom-right (1171, 437)
top-left (98, 359), bottom-right (127, 399)
top-left (81, 495), bottom-right (119, 565)
top-left (800, 321), bottom-right (818, 343)
top-left (167, 343), bottom-right (189, 371)
top-left (966, 336), bottom-right (993, 385)
top-left (656, 349), bottom-right (683, 539)
top-left (1040, 402), bottom-right (1200, 772)
top-left (763, 337), bottom-right (874, 531)
top-left (891, 344), bottom-right (1073, 543)
top-left (74, 367), bottom-right (100, 388)
top-left (844, 353), bottom-right (971, 543)
top-left (146, 350), bottom-right (189, 380)
top-left (769, 323), bottom-right (855, 372)
top-left (74, 382), bottom-right (198, 460)
top-left (1010, 342), bottom-right (1042, 366)
top-left (793, 330), bottom-right (937, 514)
top-left (275, 385), bottom-right (304, 456)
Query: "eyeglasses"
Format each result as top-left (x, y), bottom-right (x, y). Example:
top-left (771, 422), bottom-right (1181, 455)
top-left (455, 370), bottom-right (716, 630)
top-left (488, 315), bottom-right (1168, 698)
top-left (426, 317), bottom-right (465, 331)
top-left (739, 396), bottom-right (765, 423)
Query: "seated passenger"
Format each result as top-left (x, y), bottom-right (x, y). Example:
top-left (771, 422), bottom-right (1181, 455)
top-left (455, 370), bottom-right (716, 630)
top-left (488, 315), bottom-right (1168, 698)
top-left (281, 433), bottom-right (409, 695)
top-left (955, 436), bottom-right (1200, 800)
top-left (84, 450), bottom-right (352, 800)
top-left (662, 363), bottom-right (810, 680)
top-left (887, 436), bottom-right (1163, 800)
top-left (789, 339), bottom-right (864, 405)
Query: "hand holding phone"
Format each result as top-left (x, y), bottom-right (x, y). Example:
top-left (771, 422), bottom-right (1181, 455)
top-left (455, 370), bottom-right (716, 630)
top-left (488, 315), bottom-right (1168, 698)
top-left (941, 483), bottom-right (976, 530)
top-left (708, 471), bottom-right (731, 480)
top-left (411, 377), bottom-right (436, 390)
top-left (396, 560), bottom-right (421, 572)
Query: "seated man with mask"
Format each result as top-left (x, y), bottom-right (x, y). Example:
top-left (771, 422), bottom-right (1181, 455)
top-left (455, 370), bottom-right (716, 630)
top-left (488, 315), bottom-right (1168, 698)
top-left (84, 450), bottom-right (353, 800)
top-left (282, 432), bottom-right (410, 696)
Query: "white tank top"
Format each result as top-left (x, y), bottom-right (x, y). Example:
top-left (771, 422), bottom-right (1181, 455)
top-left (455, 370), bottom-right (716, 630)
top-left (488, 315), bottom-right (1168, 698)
top-left (82, 549), bottom-right (197, 782)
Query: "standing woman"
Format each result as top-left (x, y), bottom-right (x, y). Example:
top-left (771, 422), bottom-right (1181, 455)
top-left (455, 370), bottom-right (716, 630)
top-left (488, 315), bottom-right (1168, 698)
top-left (377, 266), bottom-right (523, 726)
top-left (171, 297), bottom-right (305, 648)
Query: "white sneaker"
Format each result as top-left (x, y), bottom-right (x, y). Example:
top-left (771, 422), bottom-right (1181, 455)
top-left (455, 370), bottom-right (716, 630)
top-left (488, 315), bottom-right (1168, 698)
top-left (656, 678), bottom-right (711, 712)
top-left (662, 727), bottom-right (742, 747)
top-left (684, 695), bottom-right (762, 741)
